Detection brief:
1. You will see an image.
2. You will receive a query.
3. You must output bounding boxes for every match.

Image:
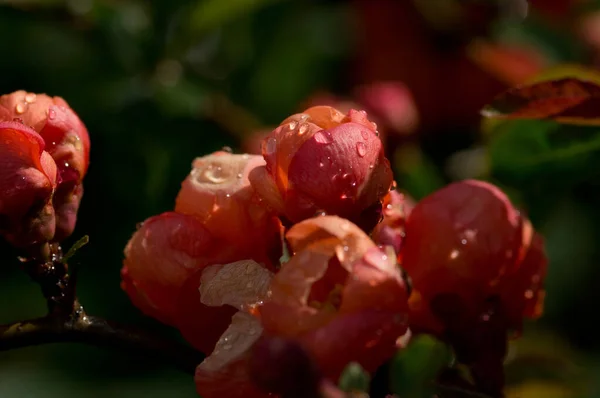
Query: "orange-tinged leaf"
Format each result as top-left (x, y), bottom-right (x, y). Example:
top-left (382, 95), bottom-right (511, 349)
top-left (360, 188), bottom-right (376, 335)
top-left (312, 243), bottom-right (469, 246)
top-left (482, 78), bottom-right (600, 125)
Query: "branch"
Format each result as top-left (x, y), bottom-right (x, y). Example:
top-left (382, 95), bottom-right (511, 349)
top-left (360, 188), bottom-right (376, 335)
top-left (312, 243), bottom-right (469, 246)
top-left (2, 240), bottom-right (205, 376)
top-left (0, 310), bottom-right (204, 375)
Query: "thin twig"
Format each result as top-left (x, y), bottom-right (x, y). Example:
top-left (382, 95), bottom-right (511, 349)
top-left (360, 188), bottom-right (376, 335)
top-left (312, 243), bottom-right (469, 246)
top-left (0, 311), bottom-right (204, 375)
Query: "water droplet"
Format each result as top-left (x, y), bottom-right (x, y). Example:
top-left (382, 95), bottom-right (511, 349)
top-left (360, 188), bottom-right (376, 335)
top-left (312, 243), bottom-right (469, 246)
top-left (372, 122), bottom-right (378, 130)
top-left (351, 181), bottom-right (356, 187)
top-left (461, 239), bottom-right (467, 245)
top-left (340, 194), bottom-right (348, 199)
top-left (48, 109), bottom-right (56, 120)
top-left (221, 146), bottom-right (233, 153)
top-left (298, 124), bottom-right (308, 135)
top-left (288, 121), bottom-right (298, 130)
top-left (242, 154), bottom-right (250, 160)
top-left (266, 137), bottom-right (277, 155)
top-left (200, 165), bottom-right (229, 184)
top-left (360, 130), bottom-right (369, 140)
top-left (225, 193), bottom-right (231, 198)
top-left (222, 344), bottom-right (233, 350)
top-left (236, 173), bottom-right (243, 179)
top-left (524, 290), bottom-right (534, 299)
top-left (481, 314), bottom-right (490, 322)
top-left (369, 164), bottom-right (374, 170)
top-left (15, 102), bottom-right (27, 114)
top-left (391, 181), bottom-right (398, 190)
top-left (356, 142), bottom-right (367, 157)
top-left (450, 250), bottom-right (459, 259)
top-left (24, 93), bottom-right (37, 103)
top-left (319, 162), bottom-right (324, 168)
top-left (343, 245), bottom-right (349, 252)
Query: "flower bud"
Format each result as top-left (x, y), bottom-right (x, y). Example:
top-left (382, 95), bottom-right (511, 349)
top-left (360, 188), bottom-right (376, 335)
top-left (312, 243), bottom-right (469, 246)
top-left (248, 335), bottom-right (322, 397)
top-left (0, 121), bottom-right (57, 247)
top-left (259, 216), bottom-right (409, 380)
top-left (249, 106), bottom-right (393, 228)
top-left (175, 152), bottom-right (282, 268)
top-left (401, 179), bottom-right (546, 334)
top-left (0, 91), bottom-right (90, 240)
top-left (355, 81), bottom-right (419, 136)
top-left (121, 212), bottom-right (245, 353)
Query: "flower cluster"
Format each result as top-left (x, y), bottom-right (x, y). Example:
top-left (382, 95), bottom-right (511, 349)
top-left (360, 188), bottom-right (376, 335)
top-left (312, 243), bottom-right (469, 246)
top-left (0, 91), bottom-right (90, 248)
top-left (121, 106), bottom-right (548, 397)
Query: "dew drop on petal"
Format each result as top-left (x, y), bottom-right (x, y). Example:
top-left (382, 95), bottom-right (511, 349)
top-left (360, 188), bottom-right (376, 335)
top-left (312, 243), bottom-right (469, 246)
top-left (266, 137), bottom-right (277, 155)
top-left (48, 109), bottom-right (56, 120)
top-left (369, 164), bottom-right (374, 170)
top-left (24, 93), bottom-right (37, 103)
top-left (298, 124), bottom-right (308, 135)
top-left (319, 162), bottom-right (324, 168)
top-left (221, 146), bottom-right (233, 153)
top-left (360, 130), bottom-right (369, 140)
top-left (524, 290), bottom-right (534, 299)
top-left (356, 142), bottom-right (367, 157)
top-left (237, 173), bottom-right (243, 179)
top-left (15, 102), bottom-right (27, 114)
top-left (288, 121), bottom-right (298, 130)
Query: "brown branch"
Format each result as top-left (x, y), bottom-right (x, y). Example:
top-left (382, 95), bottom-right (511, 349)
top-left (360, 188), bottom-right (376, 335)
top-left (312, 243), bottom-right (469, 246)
top-left (0, 310), bottom-right (204, 375)
top-left (2, 240), bottom-right (205, 376)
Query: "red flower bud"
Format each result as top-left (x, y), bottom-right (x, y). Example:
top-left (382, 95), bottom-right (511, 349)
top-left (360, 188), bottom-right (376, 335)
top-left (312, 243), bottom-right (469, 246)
top-left (121, 212), bottom-right (244, 354)
top-left (0, 91), bottom-right (90, 180)
top-left (259, 216), bottom-right (409, 380)
top-left (354, 81), bottom-right (419, 136)
top-left (401, 179), bottom-right (547, 334)
top-left (0, 91), bottom-right (90, 241)
top-left (249, 106), bottom-right (393, 228)
top-left (175, 152), bottom-right (282, 268)
top-left (372, 190), bottom-right (415, 255)
top-left (0, 121), bottom-right (57, 247)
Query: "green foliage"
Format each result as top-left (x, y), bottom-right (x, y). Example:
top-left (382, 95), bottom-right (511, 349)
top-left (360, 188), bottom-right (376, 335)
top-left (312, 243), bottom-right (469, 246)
top-left (338, 362), bottom-right (371, 393)
top-left (390, 335), bottom-right (453, 398)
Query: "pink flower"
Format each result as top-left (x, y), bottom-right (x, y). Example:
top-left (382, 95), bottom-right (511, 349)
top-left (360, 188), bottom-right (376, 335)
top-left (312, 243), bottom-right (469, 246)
top-left (259, 216), bottom-right (409, 380)
top-left (0, 121), bottom-right (57, 247)
top-left (249, 106), bottom-right (393, 231)
top-left (0, 91), bottom-right (90, 240)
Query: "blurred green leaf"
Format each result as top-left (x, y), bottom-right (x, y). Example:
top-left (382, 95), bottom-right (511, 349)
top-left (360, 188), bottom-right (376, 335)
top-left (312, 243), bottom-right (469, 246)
top-left (394, 145), bottom-right (445, 200)
top-left (338, 362), bottom-right (370, 393)
top-left (390, 335), bottom-right (453, 398)
top-left (189, 0), bottom-right (286, 34)
top-left (487, 119), bottom-right (600, 187)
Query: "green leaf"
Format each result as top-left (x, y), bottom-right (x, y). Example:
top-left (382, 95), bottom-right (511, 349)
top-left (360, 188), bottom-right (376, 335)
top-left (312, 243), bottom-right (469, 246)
top-left (487, 119), bottom-right (600, 187)
top-left (189, 0), bottom-right (286, 34)
top-left (394, 145), bottom-right (445, 200)
top-left (390, 335), bottom-right (453, 398)
top-left (338, 362), bottom-right (370, 393)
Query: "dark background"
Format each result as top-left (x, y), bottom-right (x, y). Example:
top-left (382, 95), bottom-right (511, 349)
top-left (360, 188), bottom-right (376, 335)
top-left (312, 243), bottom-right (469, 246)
top-left (0, 0), bottom-right (599, 396)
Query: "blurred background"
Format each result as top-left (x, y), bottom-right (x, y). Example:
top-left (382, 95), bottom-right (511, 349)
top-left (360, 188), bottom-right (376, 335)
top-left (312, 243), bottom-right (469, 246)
top-left (1, 0), bottom-right (600, 396)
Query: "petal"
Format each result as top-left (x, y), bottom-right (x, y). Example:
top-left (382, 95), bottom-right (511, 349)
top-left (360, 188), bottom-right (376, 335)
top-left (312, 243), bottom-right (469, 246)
top-left (174, 269), bottom-right (237, 355)
top-left (286, 216), bottom-right (375, 270)
top-left (199, 260), bottom-right (274, 311)
top-left (301, 310), bottom-right (408, 379)
top-left (195, 312), bottom-right (269, 398)
top-left (176, 153), bottom-right (282, 268)
top-left (340, 247), bottom-right (409, 314)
